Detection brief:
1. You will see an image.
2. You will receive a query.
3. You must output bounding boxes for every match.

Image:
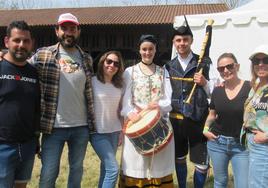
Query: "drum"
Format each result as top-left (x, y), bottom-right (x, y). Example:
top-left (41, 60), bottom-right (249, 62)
top-left (124, 108), bottom-right (173, 156)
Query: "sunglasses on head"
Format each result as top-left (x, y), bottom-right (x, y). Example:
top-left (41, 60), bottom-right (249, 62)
top-left (217, 63), bottom-right (235, 73)
top-left (251, 57), bottom-right (268, 66)
top-left (106, 58), bottom-right (120, 68)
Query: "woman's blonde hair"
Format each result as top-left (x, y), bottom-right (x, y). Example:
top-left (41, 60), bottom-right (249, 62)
top-left (249, 55), bottom-right (259, 91)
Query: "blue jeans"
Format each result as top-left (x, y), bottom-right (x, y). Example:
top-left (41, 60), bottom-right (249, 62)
top-left (207, 135), bottom-right (249, 188)
top-left (247, 133), bottom-right (268, 188)
top-left (39, 126), bottom-right (89, 188)
top-left (90, 132), bottom-right (120, 188)
top-left (0, 138), bottom-right (37, 188)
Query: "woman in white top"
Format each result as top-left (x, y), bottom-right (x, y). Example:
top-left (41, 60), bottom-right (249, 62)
top-left (119, 35), bottom-right (175, 187)
top-left (90, 51), bottom-right (124, 188)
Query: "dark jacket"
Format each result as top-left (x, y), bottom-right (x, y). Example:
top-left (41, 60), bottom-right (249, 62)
top-left (165, 53), bottom-right (210, 121)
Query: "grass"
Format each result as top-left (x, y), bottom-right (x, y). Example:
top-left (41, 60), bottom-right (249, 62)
top-left (28, 144), bottom-right (234, 188)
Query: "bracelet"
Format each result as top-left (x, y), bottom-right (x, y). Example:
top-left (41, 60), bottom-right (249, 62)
top-left (203, 125), bottom-right (210, 134)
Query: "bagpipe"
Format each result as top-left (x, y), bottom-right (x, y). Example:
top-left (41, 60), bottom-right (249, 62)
top-left (185, 18), bottom-right (214, 104)
top-left (178, 16), bottom-right (214, 121)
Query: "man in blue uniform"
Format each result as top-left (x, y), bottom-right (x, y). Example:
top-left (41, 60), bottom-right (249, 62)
top-left (165, 18), bottom-right (213, 188)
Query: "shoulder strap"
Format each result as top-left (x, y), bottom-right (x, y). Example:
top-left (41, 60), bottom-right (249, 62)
top-left (131, 65), bottom-right (135, 106)
top-left (160, 66), bottom-right (165, 98)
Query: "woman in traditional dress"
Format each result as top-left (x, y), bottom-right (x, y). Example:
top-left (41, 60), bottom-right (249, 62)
top-left (119, 34), bottom-right (174, 188)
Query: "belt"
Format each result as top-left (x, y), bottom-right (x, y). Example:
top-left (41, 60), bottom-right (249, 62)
top-left (169, 112), bottom-right (184, 120)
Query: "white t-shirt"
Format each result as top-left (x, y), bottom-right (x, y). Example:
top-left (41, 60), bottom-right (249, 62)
top-left (92, 76), bottom-right (122, 133)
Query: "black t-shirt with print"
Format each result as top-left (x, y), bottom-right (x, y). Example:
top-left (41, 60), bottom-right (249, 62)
top-left (0, 59), bottom-right (40, 143)
top-left (210, 81), bottom-right (251, 138)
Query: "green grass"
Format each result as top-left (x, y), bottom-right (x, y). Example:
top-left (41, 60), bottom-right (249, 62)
top-left (28, 144), bottom-right (234, 188)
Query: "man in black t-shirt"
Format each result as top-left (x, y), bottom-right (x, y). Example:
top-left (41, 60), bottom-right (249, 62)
top-left (0, 20), bottom-right (40, 188)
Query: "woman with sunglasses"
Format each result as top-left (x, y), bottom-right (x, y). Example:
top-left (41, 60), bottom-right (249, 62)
top-left (90, 51), bottom-right (124, 188)
top-left (119, 35), bottom-right (174, 187)
top-left (203, 53), bottom-right (250, 188)
top-left (242, 45), bottom-right (268, 188)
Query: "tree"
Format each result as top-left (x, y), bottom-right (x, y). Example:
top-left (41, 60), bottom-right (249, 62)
top-left (151, 0), bottom-right (162, 5)
top-left (70, 0), bottom-right (81, 7)
top-left (20, 0), bottom-right (35, 9)
top-left (175, 0), bottom-right (187, 4)
top-left (0, 0), bottom-right (6, 9)
top-left (121, 0), bottom-right (135, 6)
top-left (0, 0), bottom-right (53, 9)
top-left (220, 0), bottom-right (243, 9)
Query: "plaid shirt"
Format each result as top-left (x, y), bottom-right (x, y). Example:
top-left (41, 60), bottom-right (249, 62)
top-left (29, 43), bottom-right (96, 134)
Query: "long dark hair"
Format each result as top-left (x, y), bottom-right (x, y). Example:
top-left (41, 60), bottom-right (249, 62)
top-left (97, 50), bottom-right (124, 88)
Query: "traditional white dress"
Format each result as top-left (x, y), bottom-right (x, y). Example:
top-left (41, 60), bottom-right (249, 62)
top-left (121, 64), bottom-right (175, 179)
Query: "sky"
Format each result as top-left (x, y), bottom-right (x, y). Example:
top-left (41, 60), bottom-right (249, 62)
top-left (60, 0), bottom-right (184, 7)
top-left (0, 0), bottom-right (251, 9)
top-left (42, 0), bottom-right (221, 7)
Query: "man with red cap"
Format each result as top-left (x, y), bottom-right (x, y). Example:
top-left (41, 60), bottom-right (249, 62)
top-left (29, 13), bottom-right (95, 188)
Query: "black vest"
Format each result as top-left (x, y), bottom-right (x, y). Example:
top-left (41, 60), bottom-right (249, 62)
top-left (165, 53), bottom-right (210, 121)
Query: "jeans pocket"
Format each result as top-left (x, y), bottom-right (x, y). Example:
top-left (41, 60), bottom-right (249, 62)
top-left (214, 135), bottom-right (225, 145)
top-left (208, 136), bottom-right (219, 145)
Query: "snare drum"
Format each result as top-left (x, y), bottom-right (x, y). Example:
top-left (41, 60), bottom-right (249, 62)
top-left (124, 108), bottom-right (173, 156)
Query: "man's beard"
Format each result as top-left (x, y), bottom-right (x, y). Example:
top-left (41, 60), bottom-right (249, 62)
top-left (58, 35), bottom-right (79, 48)
top-left (9, 48), bottom-right (31, 62)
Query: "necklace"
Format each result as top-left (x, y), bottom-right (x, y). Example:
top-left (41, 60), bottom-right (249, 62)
top-left (141, 61), bottom-right (153, 66)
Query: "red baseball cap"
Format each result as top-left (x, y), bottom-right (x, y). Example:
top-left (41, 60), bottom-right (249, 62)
top-left (57, 13), bottom-right (79, 25)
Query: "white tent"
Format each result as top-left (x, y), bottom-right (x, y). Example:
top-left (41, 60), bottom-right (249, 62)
top-left (173, 0), bottom-right (268, 80)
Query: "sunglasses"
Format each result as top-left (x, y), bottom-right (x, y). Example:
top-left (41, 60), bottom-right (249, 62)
top-left (106, 58), bottom-right (120, 68)
top-left (251, 57), bottom-right (268, 66)
top-left (217, 63), bottom-right (235, 73)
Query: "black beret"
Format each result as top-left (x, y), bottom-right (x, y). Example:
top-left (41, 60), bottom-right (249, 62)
top-left (138, 34), bottom-right (157, 46)
top-left (172, 15), bottom-right (193, 38)
top-left (172, 26), bottom-right (193, 38)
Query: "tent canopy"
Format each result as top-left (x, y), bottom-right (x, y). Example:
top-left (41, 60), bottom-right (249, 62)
top-left (173, 0), bottom-right (268, 80)
top-left (174, 0), bottom-right (268, 27)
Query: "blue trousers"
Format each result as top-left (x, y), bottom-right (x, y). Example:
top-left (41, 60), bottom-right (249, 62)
top-left (207, 135), bottom-right (249, 188)
top-left (90, 132), bottom-right (120, 188)
top-left (39, 126), bottom-right (89, 188)
top-left (247, 133), bottom-right (268, 188)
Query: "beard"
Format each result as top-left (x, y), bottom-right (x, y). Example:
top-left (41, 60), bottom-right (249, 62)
top-left (58, 35), bottom-right (79, 48)
top-left (9, 48), bottom-right (31, 62)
